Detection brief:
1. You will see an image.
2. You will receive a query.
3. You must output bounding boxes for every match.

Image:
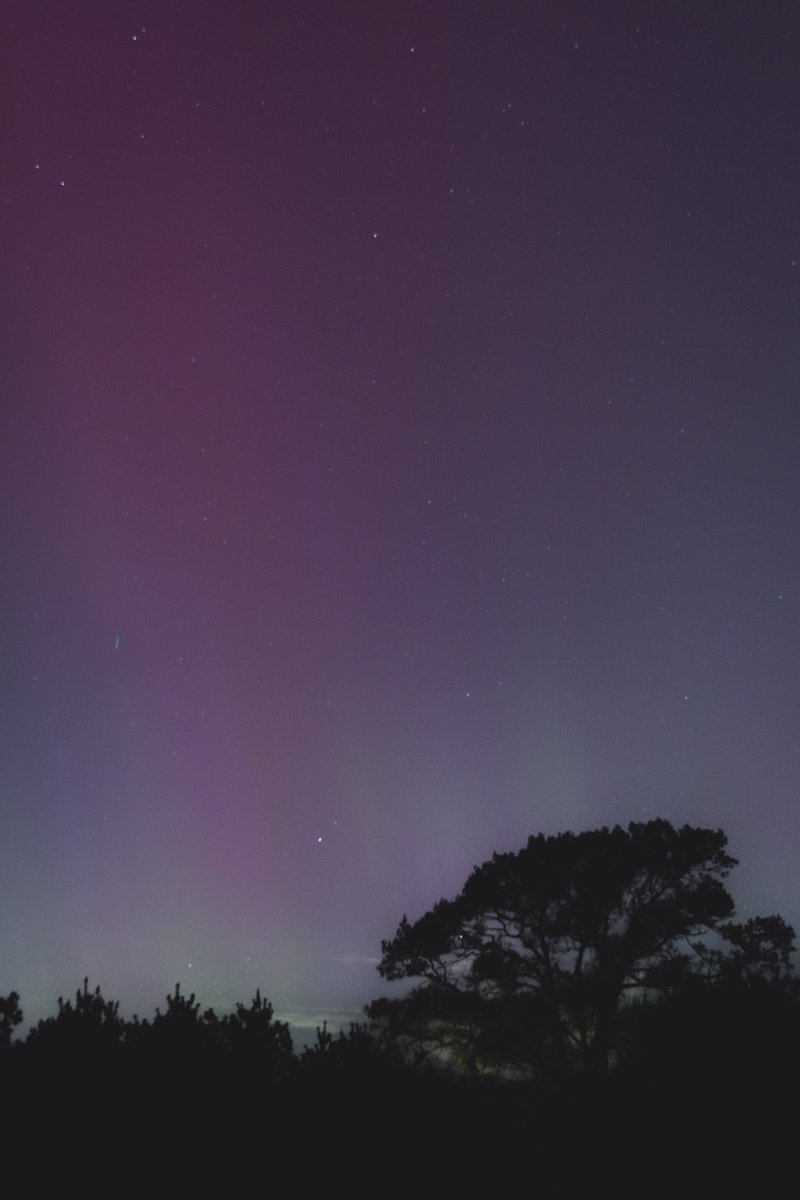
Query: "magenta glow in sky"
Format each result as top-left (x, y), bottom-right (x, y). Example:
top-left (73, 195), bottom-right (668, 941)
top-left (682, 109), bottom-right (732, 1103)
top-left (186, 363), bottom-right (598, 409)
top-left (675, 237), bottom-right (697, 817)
top-left (2, 1), bottom-right (799, 1029)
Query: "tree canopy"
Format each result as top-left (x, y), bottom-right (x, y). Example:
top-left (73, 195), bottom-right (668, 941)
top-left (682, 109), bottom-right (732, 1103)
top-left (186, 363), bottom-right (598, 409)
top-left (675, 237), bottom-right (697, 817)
top-left (367, 819), bottom-right (796, 1077)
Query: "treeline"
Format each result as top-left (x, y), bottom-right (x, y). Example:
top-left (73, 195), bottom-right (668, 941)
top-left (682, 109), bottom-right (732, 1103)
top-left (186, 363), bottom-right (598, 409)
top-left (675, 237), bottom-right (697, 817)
top-left (2, 982), bottom-right (295, 1068)
top-left (0, 979), bottom-right (529, 1183)
top-left (0, 979), bottom-right (414, 1103)
top-left (4, 970), bottom-right (800, 1087)
top-left (1, 972), bottom-right (798, 1183)
top-left (2, 818), bottom-right (799, 1181)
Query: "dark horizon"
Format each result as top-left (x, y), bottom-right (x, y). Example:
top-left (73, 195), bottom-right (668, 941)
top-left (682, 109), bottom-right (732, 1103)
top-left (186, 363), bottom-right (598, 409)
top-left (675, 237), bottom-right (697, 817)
top-left (3, 2), bottom-right (799, 1029)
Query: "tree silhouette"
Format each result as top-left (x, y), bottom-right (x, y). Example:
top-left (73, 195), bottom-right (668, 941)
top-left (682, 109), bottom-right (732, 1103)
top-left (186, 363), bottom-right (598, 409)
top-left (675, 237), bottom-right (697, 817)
top-left (26, 978), bottom-right (124, 1058)
top-left (219, 989), bottom-right (294, 1076)
top-left (146, 982), bottom-right (221, 1067)
top-left (368, 819), bottom-right (796, 1078)
top-left (0, 991), bottom-right (22, 1051)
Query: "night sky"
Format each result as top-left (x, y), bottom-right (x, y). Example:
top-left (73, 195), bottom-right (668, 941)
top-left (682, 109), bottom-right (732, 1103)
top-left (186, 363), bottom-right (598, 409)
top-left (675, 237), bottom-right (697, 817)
top-left (3, 1), bottom-right (799, 1033)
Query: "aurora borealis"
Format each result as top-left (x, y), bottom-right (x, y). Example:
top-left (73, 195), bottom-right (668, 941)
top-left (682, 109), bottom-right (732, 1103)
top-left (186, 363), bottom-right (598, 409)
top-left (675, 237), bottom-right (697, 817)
top-left (2, 1), bottom-right (799, 1032)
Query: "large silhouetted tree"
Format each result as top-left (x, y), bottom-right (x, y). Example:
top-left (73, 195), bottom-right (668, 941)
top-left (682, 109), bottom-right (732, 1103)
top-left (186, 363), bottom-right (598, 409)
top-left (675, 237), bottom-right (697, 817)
top-left (367, 819), bottom-right (796, 1078)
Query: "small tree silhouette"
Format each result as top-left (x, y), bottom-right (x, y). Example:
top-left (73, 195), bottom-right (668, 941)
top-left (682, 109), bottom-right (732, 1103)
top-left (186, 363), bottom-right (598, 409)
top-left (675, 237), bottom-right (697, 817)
top-left (0, 991), bottom-right (23, 1050)
top-left (150, 982), bottom-right (215, 1055)
top-left (221, 989), bottom-right (294, 1073)
top-left (27, 978), bottom-right (123, 1057)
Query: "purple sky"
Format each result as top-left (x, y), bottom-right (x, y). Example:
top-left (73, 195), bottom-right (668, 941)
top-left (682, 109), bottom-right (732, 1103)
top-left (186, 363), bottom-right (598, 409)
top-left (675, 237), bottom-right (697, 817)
top-left (2, 1), bottom-right (799, 1031)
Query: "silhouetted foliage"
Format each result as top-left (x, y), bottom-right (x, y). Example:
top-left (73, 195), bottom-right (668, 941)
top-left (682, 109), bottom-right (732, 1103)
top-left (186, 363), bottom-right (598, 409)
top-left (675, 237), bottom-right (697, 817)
top-left (368, 819), bottom-right (797, 1079)
top-left (299, 1019), bottom-right (406, 1082)
top-left (26, 977), bottom-right (124, 1060)
top-left (218, 989), bottom-right (294, 1077)
top-left (0, 991), bottom-right (22, 1051)
top-left (1, 818), bottom-right (797, 1183)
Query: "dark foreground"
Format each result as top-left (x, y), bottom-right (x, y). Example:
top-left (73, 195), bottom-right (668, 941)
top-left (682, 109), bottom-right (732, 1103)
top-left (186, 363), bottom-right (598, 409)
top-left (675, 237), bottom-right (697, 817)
top-left (2, 981), bottom-right (798, 1189)
top-left (2, 1044), bottom-right (796, 1190)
